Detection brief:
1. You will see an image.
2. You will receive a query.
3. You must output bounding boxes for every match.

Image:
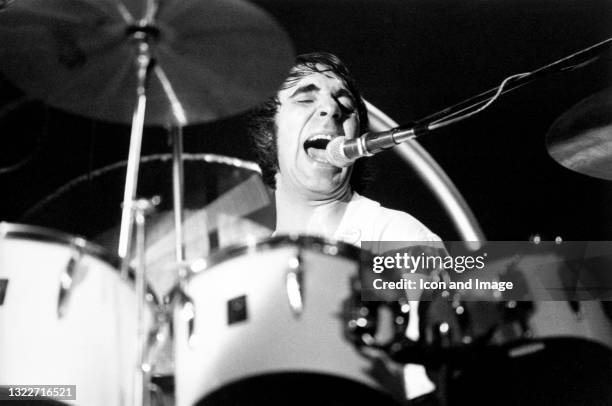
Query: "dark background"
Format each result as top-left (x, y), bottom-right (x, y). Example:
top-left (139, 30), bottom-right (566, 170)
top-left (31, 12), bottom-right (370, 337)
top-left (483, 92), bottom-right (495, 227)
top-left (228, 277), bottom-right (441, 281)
top-left (1, 0), bottom-right (611, 242)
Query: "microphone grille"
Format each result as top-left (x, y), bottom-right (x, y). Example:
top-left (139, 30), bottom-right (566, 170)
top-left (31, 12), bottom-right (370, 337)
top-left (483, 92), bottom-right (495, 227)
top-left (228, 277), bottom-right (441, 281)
top-left (326, 136), bottom-right (353, 168)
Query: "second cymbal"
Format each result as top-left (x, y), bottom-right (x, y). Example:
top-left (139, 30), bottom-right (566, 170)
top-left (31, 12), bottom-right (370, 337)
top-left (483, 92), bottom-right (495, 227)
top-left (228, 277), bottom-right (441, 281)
top-left (546, 88), bottom-right (612, 180)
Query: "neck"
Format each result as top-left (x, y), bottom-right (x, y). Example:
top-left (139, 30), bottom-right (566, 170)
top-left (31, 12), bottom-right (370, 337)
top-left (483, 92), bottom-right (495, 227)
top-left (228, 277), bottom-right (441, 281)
top-left (275, 184), bottom-right (353, 237)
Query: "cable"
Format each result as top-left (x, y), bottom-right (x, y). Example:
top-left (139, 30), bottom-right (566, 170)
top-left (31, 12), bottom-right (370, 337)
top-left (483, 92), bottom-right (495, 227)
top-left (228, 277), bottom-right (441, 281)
top-left (416, 37), bottom-right (611, 132)
top-left (427, 72), bottom-right (530, 131)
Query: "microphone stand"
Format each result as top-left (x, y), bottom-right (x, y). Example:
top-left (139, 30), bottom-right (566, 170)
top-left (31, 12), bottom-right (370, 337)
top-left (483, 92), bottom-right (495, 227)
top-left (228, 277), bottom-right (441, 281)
top-left (417, 37), bottom-right (612, 129)
top-left (365, 37), bottom-right (612, 151)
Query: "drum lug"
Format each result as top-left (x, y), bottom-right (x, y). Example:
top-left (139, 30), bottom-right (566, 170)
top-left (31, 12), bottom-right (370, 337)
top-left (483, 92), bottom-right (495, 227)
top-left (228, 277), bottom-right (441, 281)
top-left (286, 251), bottom-right (305, 318)
top-left (177, 289), bottom-right (197, 347)
top-left (57, 243), bottom-right (84, 318)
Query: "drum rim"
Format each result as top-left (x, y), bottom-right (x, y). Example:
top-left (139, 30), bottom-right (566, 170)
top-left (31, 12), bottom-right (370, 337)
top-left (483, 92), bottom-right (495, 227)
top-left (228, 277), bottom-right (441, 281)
top-left (188, 234), bottom-right (370, 276)
top-left (0, 221), bottom-right (159, 304)
top-left (0, 221), bottom-right (121, 266)
top-left (22, 153), bottom-right (262, 220)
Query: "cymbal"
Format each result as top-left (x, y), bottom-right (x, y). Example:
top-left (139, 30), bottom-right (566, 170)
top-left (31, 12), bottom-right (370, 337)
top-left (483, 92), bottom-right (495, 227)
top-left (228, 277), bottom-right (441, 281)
top-left (0, 0), bottom-right (294, 125)
top-left (546, 88), bottom-right (612, 180)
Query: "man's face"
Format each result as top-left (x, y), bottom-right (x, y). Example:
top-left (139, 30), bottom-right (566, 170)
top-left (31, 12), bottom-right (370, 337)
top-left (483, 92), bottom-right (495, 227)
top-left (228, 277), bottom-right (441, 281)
top-left (274, 66), bottom-right (360, 199)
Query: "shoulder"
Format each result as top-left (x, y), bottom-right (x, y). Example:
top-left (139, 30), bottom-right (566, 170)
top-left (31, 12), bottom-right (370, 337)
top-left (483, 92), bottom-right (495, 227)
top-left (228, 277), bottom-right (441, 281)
top-left (348, 193), bottom-right (441, 242)
top-left (374, 205), bottom-right (441, 242)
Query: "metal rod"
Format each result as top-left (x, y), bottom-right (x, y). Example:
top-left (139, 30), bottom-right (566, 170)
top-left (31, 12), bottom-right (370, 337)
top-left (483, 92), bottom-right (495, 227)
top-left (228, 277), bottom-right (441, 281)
top-left (118, 38), bottom-right (152, 269)
top-left (171, 126), bottom-right (186, 263)
top-left (132, 198), bottom-right (157, 406)
top-left (155, 60), bottom-right (188, 266)
top-left (133, 206), bottom-right (147, 406)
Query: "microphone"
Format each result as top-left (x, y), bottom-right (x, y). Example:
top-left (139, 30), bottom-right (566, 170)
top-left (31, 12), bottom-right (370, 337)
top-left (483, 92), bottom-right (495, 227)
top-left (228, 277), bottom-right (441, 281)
top-left (325, 123), bottom-right (427, 167)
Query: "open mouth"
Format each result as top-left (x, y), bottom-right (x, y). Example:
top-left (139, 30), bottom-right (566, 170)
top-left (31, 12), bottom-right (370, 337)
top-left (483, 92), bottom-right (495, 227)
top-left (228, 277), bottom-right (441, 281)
top-left (303, 134), bottom-right (333, 162)
top-left (303, 136), bottom-right (331, 151)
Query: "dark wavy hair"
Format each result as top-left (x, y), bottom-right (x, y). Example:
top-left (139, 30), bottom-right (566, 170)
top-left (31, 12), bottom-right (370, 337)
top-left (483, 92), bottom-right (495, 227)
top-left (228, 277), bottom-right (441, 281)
top-left (248, 52), bottom-right (372, 193)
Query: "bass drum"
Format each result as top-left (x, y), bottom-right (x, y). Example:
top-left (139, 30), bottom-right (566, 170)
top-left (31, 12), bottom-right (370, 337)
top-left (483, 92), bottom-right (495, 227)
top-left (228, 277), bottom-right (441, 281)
top-left (0, 223), bottom-right (157, 406)
top-left (419, 246), bottom-right (612, 349)
top-left (172, 236), bottom-right (407, 406)
top-left (418, 245), bottom-right (612, 405)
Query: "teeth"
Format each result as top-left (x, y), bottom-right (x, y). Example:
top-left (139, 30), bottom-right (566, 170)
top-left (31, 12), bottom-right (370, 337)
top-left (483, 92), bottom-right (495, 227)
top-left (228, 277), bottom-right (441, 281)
top-left (308, 134), bottom-right (334, 142)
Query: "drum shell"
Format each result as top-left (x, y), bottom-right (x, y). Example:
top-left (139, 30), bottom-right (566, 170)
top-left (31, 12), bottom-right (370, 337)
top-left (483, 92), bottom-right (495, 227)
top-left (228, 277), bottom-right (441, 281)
top-left (0, 224), bottom-right (156, 406)
top-left (420, 250), bottom-right (612, 349)
top-left (172, 237), bottom-right (400, 406)
top-left (514, 251), bottom-right (612, 347)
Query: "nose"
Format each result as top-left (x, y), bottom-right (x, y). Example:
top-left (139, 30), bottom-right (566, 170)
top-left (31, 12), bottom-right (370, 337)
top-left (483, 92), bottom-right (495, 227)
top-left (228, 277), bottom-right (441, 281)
top-left (317, 97), bottom-right (342, 120)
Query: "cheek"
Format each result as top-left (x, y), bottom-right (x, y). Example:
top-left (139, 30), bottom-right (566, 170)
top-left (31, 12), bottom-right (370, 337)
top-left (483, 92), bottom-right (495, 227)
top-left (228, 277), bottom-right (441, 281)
top-left (275, 131), bottom-right (301, 171)
top-left (277, 132), bottom-right (299, 155)
top-left (278, 119), bottom-right (308, 155)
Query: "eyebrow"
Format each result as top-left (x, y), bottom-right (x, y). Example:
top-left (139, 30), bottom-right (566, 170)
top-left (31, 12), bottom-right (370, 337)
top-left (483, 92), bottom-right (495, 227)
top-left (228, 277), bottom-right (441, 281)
top-left (289, 83), bottom-right (320, 98)
top-left (289, 83), bottom-right (355, 104)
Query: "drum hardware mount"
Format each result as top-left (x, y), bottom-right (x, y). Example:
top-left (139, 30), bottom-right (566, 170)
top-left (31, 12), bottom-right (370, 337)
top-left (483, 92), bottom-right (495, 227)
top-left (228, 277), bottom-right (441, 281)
top-left (344, 277), bottom-right (411, 352)
top-left (175, 287), bottom-right (197, 348)
top-left (0, 278), bottom-right (7, 306)
top-left (171, 259), bottom-right (199, 349)
top-left (57, 241), bottom-right (84, 318)
top-left (286, 250), bottom-right (305, 317)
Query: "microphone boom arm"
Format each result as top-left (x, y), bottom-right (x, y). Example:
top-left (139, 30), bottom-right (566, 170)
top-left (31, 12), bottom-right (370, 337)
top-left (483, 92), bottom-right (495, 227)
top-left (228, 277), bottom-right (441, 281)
top-left (414, 37), bottom-right (612, 136)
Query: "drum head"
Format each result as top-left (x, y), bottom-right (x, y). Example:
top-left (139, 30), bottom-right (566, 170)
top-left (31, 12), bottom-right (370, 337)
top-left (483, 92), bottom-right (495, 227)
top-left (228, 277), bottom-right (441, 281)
top-left (198, 372), bottom-right (405, 406)
top-left (22, 153), bottom-right (275, 295)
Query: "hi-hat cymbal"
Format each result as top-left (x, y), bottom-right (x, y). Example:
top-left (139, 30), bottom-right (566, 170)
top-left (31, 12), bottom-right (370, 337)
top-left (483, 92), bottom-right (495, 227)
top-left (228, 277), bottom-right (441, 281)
top-left (0, 0), bottom-right (294, 125)
top-left (546, 88), bottom-right (612, 180)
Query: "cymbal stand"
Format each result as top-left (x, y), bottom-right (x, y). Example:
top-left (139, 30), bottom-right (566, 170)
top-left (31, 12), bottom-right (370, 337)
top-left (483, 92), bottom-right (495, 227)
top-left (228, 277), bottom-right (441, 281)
top-left (153, 63), bottom-right (189, 268)
top-left (130, 197), bottom-right (160, 406)
top-left (113, 3), bottom-right (162, 406)
top-left (118, 24), bottom-right (154, 272)
top-left (171, 126), bottom-right (185, 262)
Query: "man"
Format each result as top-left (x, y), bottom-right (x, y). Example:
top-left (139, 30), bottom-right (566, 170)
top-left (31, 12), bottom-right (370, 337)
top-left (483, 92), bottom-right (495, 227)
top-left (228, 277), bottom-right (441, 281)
top-left (250, 52), bottom-right (440, 402)
top-left (250, 52), bottom-right (439, 245)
